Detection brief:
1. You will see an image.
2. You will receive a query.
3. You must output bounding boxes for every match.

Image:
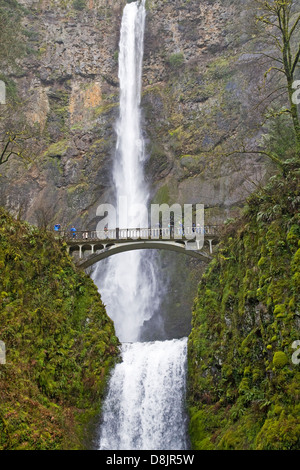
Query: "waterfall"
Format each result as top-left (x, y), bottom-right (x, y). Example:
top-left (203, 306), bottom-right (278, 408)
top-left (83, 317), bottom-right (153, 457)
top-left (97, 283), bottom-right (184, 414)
top-left (92, 0), bottom-right (159, 343)
top-left (99, 339), bottom-right (189, 451)
top-left (93, 0), bottom-right (189, 450)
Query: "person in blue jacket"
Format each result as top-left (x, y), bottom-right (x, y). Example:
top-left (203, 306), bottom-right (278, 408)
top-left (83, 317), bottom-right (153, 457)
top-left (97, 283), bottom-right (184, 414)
top-left (70, 226), bottom-right (76, 239)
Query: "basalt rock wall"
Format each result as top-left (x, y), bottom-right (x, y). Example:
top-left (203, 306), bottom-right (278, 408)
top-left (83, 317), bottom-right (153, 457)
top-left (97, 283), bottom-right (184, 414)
top-left (0, 0), bottom-right (274, 227)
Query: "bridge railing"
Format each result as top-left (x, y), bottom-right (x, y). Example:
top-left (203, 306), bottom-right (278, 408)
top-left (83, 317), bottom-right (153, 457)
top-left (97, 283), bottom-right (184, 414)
top-left (58, 225), bottom-right (220, 242)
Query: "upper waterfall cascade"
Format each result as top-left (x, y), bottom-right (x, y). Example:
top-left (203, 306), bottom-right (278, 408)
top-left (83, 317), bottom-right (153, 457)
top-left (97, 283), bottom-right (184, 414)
top-left (92, 0), bottom-right (159, 343)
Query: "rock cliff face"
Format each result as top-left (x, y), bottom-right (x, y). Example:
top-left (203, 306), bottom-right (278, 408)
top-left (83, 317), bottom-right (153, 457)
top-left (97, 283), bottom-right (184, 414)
top-left (1, 0), bottom-right (274, 227)
top-left (1, 0), bottom-right (124, 225)
top-left (0, 0), bottom-right (277, 337)
top-left (143, 0), bottom-right (270, 214)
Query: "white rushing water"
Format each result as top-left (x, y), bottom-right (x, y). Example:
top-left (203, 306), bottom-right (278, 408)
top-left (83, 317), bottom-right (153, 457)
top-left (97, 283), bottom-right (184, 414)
top-left (94, 0), bottom-right (189, 450)
top-left (99, 339), bottom-right (189, 450)
top-left (92, 0), bottom-right (159, 343)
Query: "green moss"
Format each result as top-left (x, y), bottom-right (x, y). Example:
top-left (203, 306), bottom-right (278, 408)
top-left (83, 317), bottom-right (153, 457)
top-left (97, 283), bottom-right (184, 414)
top-left (66, 183), bottom-right (89, 195)
top-left (73, 0), bottom-right (86, 11)
top-left (255, 414), bottom-right (300, 450)
top-left (152, 184), bottom-right (170, 205)
top-left (0, 208), bottom-right (120, 450)
top-left (273, 351), bottom-right (289, 369)
top-left (188, 167), bottom-right (300, 450)
top-left (43, 139), bottom-right (70, 158)
top-left (167, 52), bottom-right (184, 69)
top-left (0, 0), bottom-right (27, 68)
top-left (287, 225), bottom-right (300, 248)
top-left (207, 56), bottom-right (234, 80)
top-left (93, 102), bottom-right (118, 117)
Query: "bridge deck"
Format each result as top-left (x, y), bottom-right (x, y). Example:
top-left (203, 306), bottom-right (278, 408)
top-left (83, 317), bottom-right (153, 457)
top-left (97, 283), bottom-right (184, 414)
top-left (59, 225), bottom-right (220, 244)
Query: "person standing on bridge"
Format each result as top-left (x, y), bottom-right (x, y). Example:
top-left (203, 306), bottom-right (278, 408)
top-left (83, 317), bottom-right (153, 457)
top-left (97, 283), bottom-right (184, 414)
top-left (54, 224), bottom-right (62, 238)
top-left (70, 226), bottom-right (76, 239)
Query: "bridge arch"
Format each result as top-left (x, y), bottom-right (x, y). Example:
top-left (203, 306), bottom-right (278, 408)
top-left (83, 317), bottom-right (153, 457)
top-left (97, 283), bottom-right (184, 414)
top-left (73, 240), bottom-right (212, 270)
top-left (62, 226), bottom-right (219, 269)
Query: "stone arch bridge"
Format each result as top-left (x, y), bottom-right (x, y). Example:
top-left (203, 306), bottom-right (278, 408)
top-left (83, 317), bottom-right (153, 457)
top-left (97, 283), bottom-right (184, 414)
top-left (60, 226), bottom-right (220, 269)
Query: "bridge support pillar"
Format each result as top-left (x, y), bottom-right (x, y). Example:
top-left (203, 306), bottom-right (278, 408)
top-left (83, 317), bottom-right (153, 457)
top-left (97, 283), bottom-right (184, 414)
top-left (79, 245), bottom-right (83, 259)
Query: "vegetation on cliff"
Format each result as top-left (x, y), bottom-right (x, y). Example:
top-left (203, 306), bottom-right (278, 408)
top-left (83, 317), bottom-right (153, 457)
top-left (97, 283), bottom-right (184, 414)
top-left (0, 0), bottom-right (26, 68)
top-left (0, 209), bottom-right (120, 450)
top-left (255, 0), bottom-right (300, 147)
top-left (188, 160), bottom-right (300, 450)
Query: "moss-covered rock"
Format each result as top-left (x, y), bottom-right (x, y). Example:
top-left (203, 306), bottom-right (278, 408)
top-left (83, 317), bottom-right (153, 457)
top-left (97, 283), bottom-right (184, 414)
top-left (0, 208), bottom-right (120, 450)
top-left (273, 351), bottom-right (289, 369)
top-left (188, 166), bottom-right (300, 450)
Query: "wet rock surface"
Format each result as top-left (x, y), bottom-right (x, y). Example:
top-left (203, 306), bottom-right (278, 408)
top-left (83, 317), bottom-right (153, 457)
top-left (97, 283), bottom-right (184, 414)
top-left (0, 0), bottom-right (274, 227)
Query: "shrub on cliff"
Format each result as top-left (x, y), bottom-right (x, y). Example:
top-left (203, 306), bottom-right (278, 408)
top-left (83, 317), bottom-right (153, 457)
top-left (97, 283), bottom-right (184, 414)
top-left (167, 52), bottom-right (184, 69)
top-left (73, 0), bottom-right (86, 11)
top-left (0, 208), bottom-right (120, 449)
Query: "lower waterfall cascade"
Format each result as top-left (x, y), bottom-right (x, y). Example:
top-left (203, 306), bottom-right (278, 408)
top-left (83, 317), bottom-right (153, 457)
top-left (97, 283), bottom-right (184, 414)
top-left (98, 339), bottom-right (189, 451)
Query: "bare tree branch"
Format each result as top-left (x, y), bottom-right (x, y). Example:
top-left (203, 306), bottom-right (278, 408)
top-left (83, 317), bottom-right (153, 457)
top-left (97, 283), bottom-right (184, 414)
top-left (0, 131), bottom-right (33, 169)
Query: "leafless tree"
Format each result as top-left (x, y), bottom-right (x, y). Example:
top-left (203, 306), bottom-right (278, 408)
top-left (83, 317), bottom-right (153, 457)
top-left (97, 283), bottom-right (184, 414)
top-left (255, 0), bottom-right (300, 144)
